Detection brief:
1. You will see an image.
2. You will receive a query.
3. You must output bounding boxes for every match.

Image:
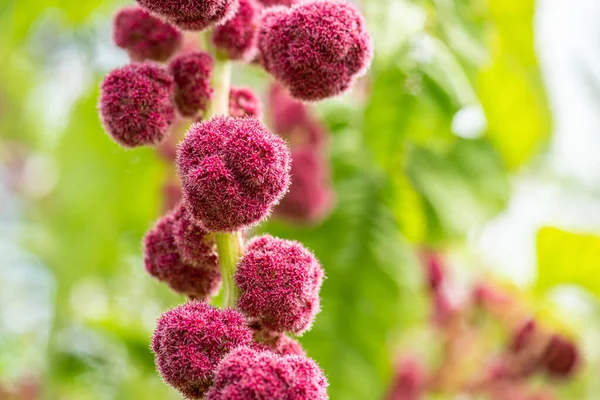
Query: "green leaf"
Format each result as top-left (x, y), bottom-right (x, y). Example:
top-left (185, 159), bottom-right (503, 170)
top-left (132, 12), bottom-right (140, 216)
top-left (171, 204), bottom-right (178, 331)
top-left (536, 227), bottom-right (600, 296)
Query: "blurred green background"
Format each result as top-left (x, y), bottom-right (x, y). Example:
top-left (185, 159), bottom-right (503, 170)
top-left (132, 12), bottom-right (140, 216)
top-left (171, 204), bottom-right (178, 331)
top-left (2, 0), bottom-right (600, 398)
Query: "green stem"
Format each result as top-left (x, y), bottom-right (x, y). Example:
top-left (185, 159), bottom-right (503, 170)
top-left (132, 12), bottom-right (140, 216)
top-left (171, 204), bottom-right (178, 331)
top-left (207, 56), bottom-right (231, 118)
top-left (215, 232), bottom-right (243, 308)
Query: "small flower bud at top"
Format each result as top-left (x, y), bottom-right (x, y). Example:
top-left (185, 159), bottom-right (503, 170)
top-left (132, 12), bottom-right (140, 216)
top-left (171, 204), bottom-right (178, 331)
top-left (206, 347), bottom-right (328, 400)
top-left (235, 235), bottom-right (324, 334)
top-left (258, 0), bottom-right (373, 101)
top-left (143, 210), bottom-right (221, 299)
top-left (169, 51), bottom-right (215, 117)
top-left (99, 63), bottom-right (175, 148)
top-left (113, 7), bottom-right (182, 62)
top-left (213, 0), bottom-right (261, 61)
top-left (152, 302), bottom-right (253, 399)
top-left (229, 86), bottom-right (262, 118)
top-left (177, 116), bottom-right (291, 232)
top-left (135, 0), bottom-right (240, 31)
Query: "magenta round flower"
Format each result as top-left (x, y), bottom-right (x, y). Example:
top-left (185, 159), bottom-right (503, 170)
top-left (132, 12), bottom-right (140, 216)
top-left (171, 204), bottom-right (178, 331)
top-left (171, 202), bottom-right (219, 266)
top-left (275, 149), bottom-right (334, 224)
top-left (135, 0), bottom-right (240, 31)
top-left (169, 51), bottom-right (214, 117)
top-left (229, 86), bottom-right (262, 118)
top-left (212, 0), bottom-right (260, 61)
top-left (541, 335), bottom-right (580, 379)
top-left (152, 302), bottom-right (253, 399)
top-left (99, 63), bottom-right (175, 148)
top-left (235, 235), bottom-right (324, 333)
top-left (258, 0), bottom-right (373, 101)
top-left (206, 347), bottom-right (328, 400)
top-left (177, 116), bottom-right (290, 232)
top-left (143, 211), bottom-right (221, 299)
top-left (113, 7), bottom-right (182, 62)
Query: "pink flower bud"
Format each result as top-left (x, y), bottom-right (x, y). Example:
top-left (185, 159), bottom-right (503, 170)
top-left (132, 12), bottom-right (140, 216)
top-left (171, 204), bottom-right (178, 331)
top-left (171, 202), bottom-right (219, 266)
top-left (235, 235), bottom-right (324, 334)
top-left (275, 149), bottom-right (334, 224)
top-left (212, 0), bottom-right (261, 61)
top-left (99, 63), bottom-right (175, 148)
top-left (152, 302), bottom-right (253, 399)
top-left (541, 335), bottom-right (580, 379)
top-left (386, 356), bottom-right (426, 400)
top-left (113, 7), bottom-right (182, 62)
top-left (258, 0), bottom-right (373, 101)
top-left (177, 116), bottom-right (291, 232)
top-left (420, 250), bottom-right (444, 292)
top-left (135, 0), bottom-right (240, 31)
top-left (229, 86), bottom-right (262, 118)
top-left (206, 347), bottom-right (328, 400)
top-left (143, 211), bottom-right (221, 299)
top-left (169, 51), bottom-right (214, 117)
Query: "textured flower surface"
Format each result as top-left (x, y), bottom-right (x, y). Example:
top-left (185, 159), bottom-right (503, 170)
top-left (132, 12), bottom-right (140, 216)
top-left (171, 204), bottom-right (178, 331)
top-left (258, 0), bottom-right (373, 101)
top-left (250, 321), bottom-right (305, 356)
top-left (229, 87), bottom-right (262, 118)
top-left (236, 235), bottom-right (324, 333)
top-left (171, 202), bottom-right (219, 266)
top-left (152, 302), bottom-right (253, 399)
top-left (113, 7), bottom-right (182, 62)
top-left (135, 0), bottom-right (240, 31)
top-left (275, 149), bottom-right (333, 223)
top-left (169, 51), bottom-right (214, 117)
top-left (206, 347), bottom-right (328, 400)
top-left (256, 0), bottom-right (296, 6)
top-left (143, 210), bottom-right (221, 299)
top-left (177, 116), bottom-right (290, 232)
top-left (213, 0), bottom-right (260, 61)
top-left (99, 63), bottom-right (175, 148)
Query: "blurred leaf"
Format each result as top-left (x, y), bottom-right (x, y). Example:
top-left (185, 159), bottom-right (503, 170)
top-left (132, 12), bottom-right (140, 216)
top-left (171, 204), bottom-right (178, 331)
top-left (536, 227), bottom-right (600, 296)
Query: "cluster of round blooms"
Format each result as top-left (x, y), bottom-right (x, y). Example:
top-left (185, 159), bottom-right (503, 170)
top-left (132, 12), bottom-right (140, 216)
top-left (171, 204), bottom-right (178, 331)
top-left (113, 7), bottom-right (182, 62)
top-left (99, 0), bottom-right (375, 398)
top-left (135, 0), bottom-right (240, 31)
top-left (268, 83), bottom-right (334, 223)
top-left (258, 0), bottom-right (373, 101)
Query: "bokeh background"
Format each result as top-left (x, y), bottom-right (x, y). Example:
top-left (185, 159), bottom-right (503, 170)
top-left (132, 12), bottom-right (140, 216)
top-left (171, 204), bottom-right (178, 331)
top-left (2, 0), bottom-right (600, 398)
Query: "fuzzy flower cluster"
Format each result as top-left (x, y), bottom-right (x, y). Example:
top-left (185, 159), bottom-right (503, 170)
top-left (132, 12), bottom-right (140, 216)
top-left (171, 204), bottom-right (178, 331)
top-left (236, 235), bottom-right (324, 333)
top-left (169, 51), bottom-right (215, 117)
top-left (135, 0), bottom-right (240, 31)
top-left (212, 0), bottom-right (261, 61)
top-left (268, 83), bottom-right (334, 223)
top-left (113, 7), bottom-right (182, 62)
top-left (258, 0), bottom-right (373, 101)
top-left (177, 116), bottom-right (290, 232)
top-left (99, 63), bottom-right (175, 148)
top-left (207, 347), bottom-right (328, 399)
top-left (143, 203), bottom-right (221, 300)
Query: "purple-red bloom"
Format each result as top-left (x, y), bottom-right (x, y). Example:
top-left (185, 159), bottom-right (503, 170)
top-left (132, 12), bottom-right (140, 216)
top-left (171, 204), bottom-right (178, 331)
top-left (113, 7), bottom-right (182, 62)
top-left (152, 302), bottom-right (253, 399)
top-left (275, 149), bottom-right (334, 224)
top-left (206, 347), bottom-right (328, 400)
top-left (169, 51), bottom-right (214, 117)
top-left (135, 0), bottom-right (240, 31)
top-left (258, 0), bottom-right (373, 101)
top-left (235, 235), bottom-right (324, 333)
top-left (541, 335), bottom-right (580, 379)
top-left (177, 116), bottom-right (290, 232)
top-left (213, 0), bottom-right (260, 61)
top-left (99, 63), bottom-right (175, 148)
top-left (171, 202), bottom-right (219, 266)
top-left (143, 210), bottom-right (221, 299)
top-left (229, 86), bottom-right (262, 118)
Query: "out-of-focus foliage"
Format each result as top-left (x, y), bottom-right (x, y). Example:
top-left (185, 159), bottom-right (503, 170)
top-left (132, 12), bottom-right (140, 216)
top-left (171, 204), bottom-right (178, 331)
top-left (1, 0), bottom-right (579, 398)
